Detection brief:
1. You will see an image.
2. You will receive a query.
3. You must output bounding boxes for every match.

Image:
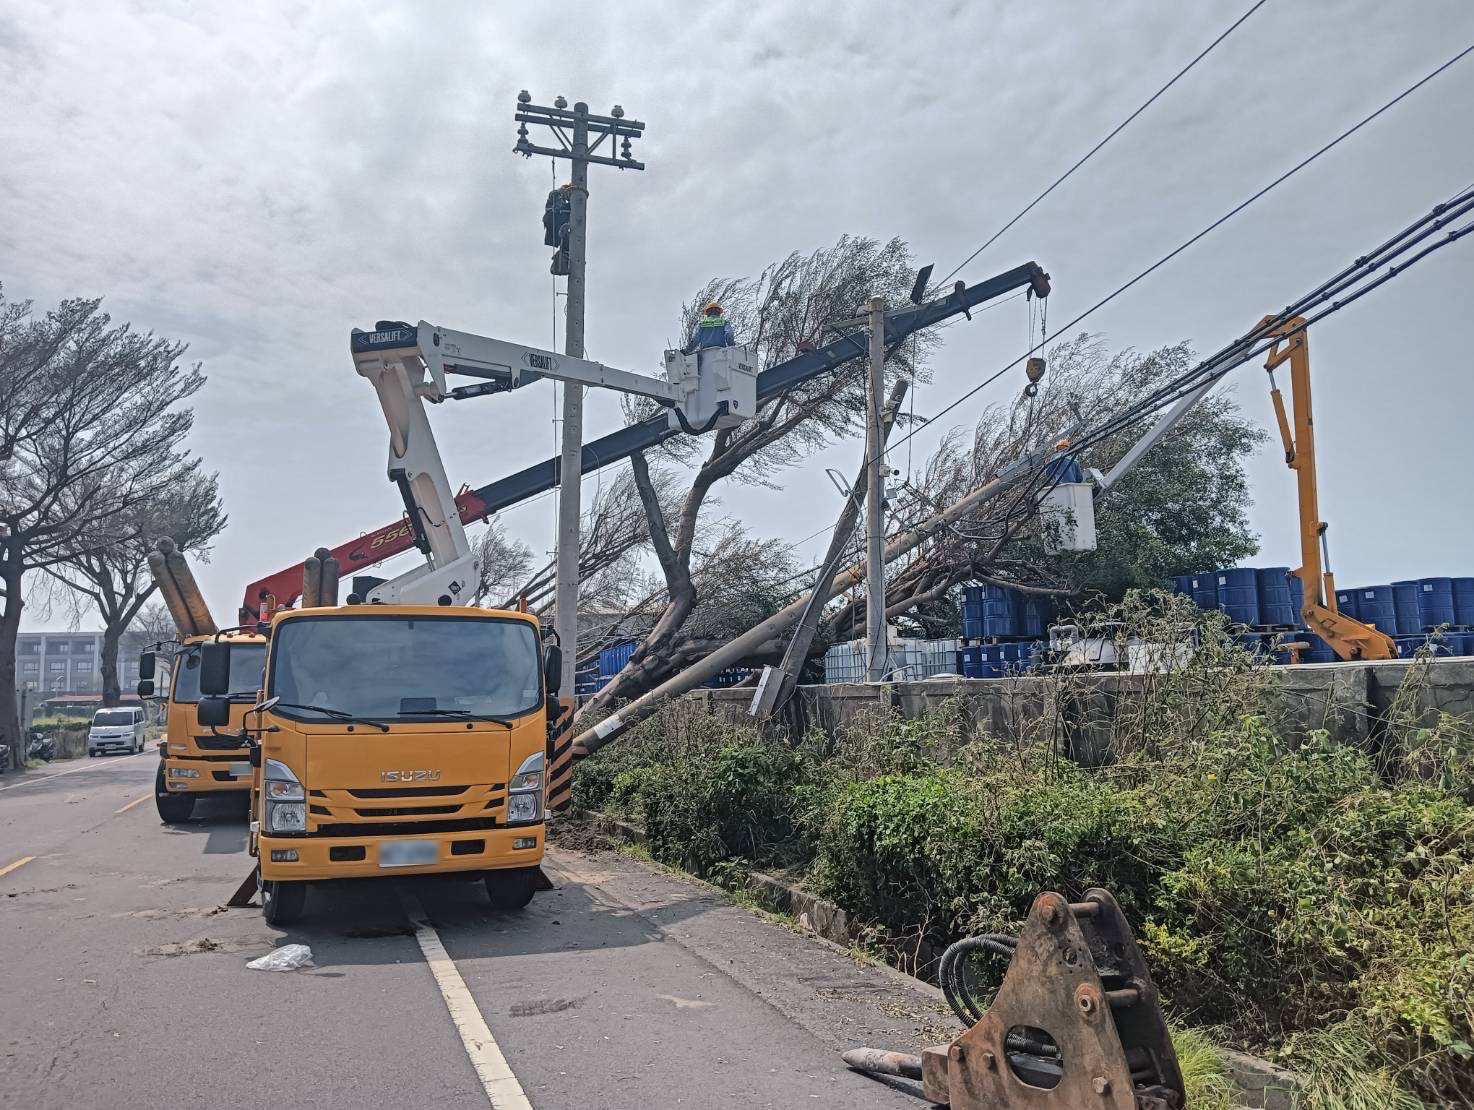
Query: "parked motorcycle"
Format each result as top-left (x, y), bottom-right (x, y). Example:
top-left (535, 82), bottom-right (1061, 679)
top-left (26, 730), bottom-right (55, 763)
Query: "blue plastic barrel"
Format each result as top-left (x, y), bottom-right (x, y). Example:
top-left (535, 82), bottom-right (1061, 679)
top-left (961, 599), bottom-right (985, 622)
top-left (1189, 574), bottom-right (1218, 611)
top-left (1288, 574), bottom-right (1305, 626)
top-left (1392, 581), bottom-right (1421, 636)
top-left (962, 585), bottom-right (987, 607)
top-left (1300, 632), bottom-right (1337, 663)
top-left (1234, 632), bottom-right (1267, 656)
top-left (1018, 594), bottom-right (1051, 639)
top-left (1335, 589), bottom-right (1361, 621)
top-left (1357, 585), bottom-right (1397, 633)
top-left (1448, 632), bottom-right (1474, 657)
top-left (979, 644), bottom-right (1005, 678)
top-left (1170, 574), bottom-right (1194, 596)
top-left (962, 616), bottom-right (985, 640)
top-left (1255, 567), bottom-right (1295, 626)
top-left (1417, 577), bottom-right (1456, 629)
top-left (1215, 569), bottom-right (1259, 625)
top-left (1396, 637), bottom-right (1421, 659)
top-left (1453, 578), bottom-right (1474, 625)
top-left (981, 585), bottom-right (1019, 639)
top-left (958, 645), bottom-right (984, 677)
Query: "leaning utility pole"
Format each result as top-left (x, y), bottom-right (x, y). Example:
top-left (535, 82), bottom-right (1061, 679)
top-left (864, 296), bottom-right (890, 681)
top-left (514, 92), bottom-right (646, 701)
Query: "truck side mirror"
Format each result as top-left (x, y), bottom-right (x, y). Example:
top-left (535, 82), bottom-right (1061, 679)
top-left (136, 679), bottom-right (155, 699)
top-left (544, 645), bottom-right (563, 696)
top-left (138, 651), bottom-right (156, 681)
top-left (197, 696), bottom-right (230, 728)
top-left (199, 642), bottom-right (231, 696)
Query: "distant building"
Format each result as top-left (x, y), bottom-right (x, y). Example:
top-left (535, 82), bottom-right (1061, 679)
top-left (13, 631), bottom-right (142, 698)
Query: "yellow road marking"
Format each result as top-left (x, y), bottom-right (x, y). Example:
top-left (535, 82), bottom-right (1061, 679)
top-left (114, 794), bottom-right (151, 815)
top-left (0, 856), bottom-right (35, 879)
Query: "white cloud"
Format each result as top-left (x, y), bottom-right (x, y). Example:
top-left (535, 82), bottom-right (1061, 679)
top-left (4, 0), bottom-right (1472, 629)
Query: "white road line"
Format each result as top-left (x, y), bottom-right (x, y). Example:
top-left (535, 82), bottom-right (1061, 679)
top-left (0, 751), bottom-right (150, 793)
top-left (401, 893), bottom-right (533, 1109)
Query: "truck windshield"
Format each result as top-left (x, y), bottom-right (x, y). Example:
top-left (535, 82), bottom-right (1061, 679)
top-left (93, 710), bottom-right (136, 727)
top-left (267, 615), bottom-right (541, 722)
top-left (173, 643), bottom-right (267, 703)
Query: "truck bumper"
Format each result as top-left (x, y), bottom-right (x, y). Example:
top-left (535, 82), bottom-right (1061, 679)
top-left (259, 825), bottom-right (544, 882)
top-left (161, 756), bottom-right (252, 795)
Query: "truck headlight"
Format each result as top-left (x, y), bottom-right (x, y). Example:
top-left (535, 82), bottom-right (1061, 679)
top-left (263, 759), bottom-right (306, 835)
top-left (167, 767), bottom-right (200, 778)
top-left (507, 752), bottom-right (544, 825)
top-left (506, 793), bottom-right (541, 824)
top-left (267, 802), bottom-right (307, 834)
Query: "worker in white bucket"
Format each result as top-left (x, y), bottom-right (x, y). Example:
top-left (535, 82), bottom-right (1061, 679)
top-left (683, 301), bottom-right (736, 357)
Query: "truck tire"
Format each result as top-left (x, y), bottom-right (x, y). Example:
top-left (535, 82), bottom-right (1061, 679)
top-left (485, 868), bottom-right (537, 911)
top-left (262, 879), bottom-right (306, 926)
top-left (154, 764), bottom-right (195, 824)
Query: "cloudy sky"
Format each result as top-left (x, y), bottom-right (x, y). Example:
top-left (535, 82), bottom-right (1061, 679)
top-left (4, 1), bottom-right (1472, 631)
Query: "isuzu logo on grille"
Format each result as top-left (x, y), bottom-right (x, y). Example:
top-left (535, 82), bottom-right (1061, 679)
top-left (380, 769), bottom-right (442, 782)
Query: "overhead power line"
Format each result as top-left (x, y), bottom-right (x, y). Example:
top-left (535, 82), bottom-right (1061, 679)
top-left (1066, 184), bottom-right (1474, 457)
top-left (887, 41), bottom-right (1474, 464)
top-left (937, 0), bottom-right (1271, 287)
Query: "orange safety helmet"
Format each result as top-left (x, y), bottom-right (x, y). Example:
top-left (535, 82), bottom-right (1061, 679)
top-left (704, 302), bottom-right (723, 316)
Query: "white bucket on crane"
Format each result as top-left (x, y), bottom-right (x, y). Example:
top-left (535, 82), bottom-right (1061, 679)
top-left (1040, 482), bottom-right (1097, 553)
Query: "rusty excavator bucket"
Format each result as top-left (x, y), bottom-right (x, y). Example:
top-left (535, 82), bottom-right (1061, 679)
top-left (845, 888), bottom-right (1184, 1110)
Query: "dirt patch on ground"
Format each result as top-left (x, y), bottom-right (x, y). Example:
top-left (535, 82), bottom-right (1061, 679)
top-left (143, 935), bottom-right (270, 958)
top-left (547, 812), bottom-right (614, 854)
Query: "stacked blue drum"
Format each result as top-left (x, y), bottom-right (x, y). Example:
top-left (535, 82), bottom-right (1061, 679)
top-left (957, 584), bottom-right (1051, 678)
top-left (1167, 564), bottom-right (1474, 664)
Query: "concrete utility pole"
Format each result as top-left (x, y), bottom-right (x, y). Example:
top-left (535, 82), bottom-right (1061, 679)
top-left (748, 379), bottom-right (909, 719)
top-left (864, 296), bottom-right (890, 681)
top-left (514, 93), bottom-right (646, 701)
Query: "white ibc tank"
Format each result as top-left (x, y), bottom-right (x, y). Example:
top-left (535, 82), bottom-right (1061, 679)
top-left (663, 344), bottom-right (758, 432)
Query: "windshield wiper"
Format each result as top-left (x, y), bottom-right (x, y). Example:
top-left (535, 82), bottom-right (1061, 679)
top-left (399, 708), bottom-right (514, 729)
top-left (275, 702), bottom-right (390, 732)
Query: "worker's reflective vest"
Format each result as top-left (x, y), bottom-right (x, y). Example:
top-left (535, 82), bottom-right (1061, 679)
top-left (689, 315), bottom-right (736, 351)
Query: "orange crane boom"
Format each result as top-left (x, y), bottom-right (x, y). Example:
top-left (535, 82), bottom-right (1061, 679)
top-left (1258, 315), bottom-right (1397, 661)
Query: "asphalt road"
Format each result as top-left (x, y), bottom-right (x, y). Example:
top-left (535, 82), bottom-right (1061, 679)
top-left (0, 753), bottom-right (953, 1109)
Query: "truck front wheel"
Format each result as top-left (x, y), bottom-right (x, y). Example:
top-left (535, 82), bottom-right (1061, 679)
top-left (262, 879), bottom-right (306, 926)
top-left (485, 868), bottom-right (537, 911)
top-left (155, 765), bottom-right (195, 824)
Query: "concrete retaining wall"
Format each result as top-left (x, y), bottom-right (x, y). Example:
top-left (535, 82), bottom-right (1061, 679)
top-left (679, 657), bottom-right (1474, 759)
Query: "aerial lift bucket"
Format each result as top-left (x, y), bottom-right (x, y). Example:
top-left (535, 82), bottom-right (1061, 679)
top-left (845, 888), bottom-right (1184, 1109)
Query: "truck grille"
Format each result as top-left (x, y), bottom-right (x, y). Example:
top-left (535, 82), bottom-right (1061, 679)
top-left (305, 782), bottom-right (506, 835)
top-left (315, 816), bottom-right (502, 837)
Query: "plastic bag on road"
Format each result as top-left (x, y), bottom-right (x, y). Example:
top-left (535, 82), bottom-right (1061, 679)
top-left (247, 943), bottom-right (314, 972)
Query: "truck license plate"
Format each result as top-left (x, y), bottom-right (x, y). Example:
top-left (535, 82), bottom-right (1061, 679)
top-left (228, 763), bottom-right (251, 778)
top-left (378, 839), bottom-right (438, 868)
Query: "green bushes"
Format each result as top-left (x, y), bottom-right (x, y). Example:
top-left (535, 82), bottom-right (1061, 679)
top-left (568, 599), bottom-right (1474, 1105)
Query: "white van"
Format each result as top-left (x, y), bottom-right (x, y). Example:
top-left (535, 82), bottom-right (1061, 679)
top-left (88, 706), bottom-right (146, 756)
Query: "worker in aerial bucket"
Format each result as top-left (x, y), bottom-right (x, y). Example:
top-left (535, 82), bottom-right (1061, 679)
top-left (683, 301), bottom-right (736, 356)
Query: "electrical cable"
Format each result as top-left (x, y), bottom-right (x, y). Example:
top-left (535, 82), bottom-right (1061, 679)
top-left (936, 0), bottom-right (1271, 287)
top-left (1068, 185), bottom-right (1474, 456)
top-left (883, 42), bottom-right (1474, 466)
